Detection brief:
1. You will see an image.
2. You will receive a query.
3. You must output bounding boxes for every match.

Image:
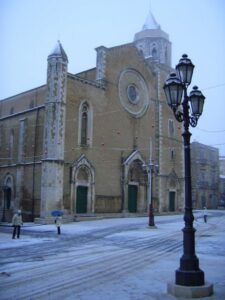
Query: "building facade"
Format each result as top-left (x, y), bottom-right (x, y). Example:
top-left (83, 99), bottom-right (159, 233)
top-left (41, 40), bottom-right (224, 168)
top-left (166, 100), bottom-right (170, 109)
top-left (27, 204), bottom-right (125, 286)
top-left (191, 142), bottom-right (220, 209)
top-left (219, 156), bottom-right (225, 207)
top-left (0, 12), bottom-right (184, 222)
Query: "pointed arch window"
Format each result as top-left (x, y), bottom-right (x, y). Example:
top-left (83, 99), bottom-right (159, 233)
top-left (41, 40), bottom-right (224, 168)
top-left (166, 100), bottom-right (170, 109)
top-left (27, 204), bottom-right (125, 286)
top-left (3, 174), bottom-right (14, 210)
top-left (18, 118), bottom-right (27, 162)
top-left (168, 119), bottom-right (175, 138)
top-left (165, 46), bottom-right (168, 64)
top-left (152, 48), bottom-right (157, 59)
top-left (150, 42), bottom-right (158, 60)
top-left (79, 102), bottom-right (93, 147)
top-left (10, 129), bottom-right (14, 160)
top-left (81, 103), bottom-right (88, 145)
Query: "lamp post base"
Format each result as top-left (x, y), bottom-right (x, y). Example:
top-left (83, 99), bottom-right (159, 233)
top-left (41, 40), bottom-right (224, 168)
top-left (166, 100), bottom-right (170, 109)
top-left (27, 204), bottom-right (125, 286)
top-left (167, 281), bottom-right (213, 298)
top-left (176, 268), bottom-right (205, 286)
top-left (148, 225), bottom-right (157, 229)
top-left (148, 218), bottom-right (155, 227)
top-left (148, 206), bottom-right (155, 227)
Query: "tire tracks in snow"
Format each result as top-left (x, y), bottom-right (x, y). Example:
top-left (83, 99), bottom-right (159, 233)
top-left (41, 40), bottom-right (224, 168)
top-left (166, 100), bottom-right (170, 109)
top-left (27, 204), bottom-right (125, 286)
top-left (1, 230), bottom-right (181, 299)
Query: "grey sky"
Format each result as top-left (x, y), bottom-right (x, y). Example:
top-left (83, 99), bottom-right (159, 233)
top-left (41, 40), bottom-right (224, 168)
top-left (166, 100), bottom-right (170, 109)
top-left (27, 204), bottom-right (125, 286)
top-left (1, 0), bottom-right (225, 155)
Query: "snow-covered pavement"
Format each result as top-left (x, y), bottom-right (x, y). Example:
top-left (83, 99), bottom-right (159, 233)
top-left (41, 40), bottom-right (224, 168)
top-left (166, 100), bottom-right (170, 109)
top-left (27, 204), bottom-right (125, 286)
top-left (0, 211), bottom-right (225, 299)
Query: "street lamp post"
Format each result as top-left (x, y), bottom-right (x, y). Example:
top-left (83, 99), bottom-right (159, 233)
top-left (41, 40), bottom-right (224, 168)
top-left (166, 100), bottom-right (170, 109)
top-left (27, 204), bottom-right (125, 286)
top-left (143, 160), bottom-right (158, 227)
top-left (164, 54), bottom-right (206, 287)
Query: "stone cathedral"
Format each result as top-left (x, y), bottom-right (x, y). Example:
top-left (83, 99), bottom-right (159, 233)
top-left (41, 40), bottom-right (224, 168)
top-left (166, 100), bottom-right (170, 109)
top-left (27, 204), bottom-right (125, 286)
top-left (0, 12), bottom-right (184, 222)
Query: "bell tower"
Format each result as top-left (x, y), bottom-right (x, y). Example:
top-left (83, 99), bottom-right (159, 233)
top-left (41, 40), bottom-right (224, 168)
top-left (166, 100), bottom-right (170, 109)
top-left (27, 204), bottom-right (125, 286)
top-left (40, 41), bottom-right (68, 218)
top-left (134, 10), bottom-right (171, 67)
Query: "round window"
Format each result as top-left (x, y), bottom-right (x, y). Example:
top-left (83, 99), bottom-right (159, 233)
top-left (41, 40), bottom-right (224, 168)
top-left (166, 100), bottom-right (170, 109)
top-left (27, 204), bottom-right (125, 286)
top-left (127, 84), bottom-right (139, 104)
top-left (118, 68), bottom-right (150, 118)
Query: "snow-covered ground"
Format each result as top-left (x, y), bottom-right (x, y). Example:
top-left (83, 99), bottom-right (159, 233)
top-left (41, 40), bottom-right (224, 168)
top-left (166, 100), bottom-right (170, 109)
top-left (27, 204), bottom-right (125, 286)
top-left (0, 214), bottom-right (182, 249)
top-left (0, 211), bottom-right (225, 299)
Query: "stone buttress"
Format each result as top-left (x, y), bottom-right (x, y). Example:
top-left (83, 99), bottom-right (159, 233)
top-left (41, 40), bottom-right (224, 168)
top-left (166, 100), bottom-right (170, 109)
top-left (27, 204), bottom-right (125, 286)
top-left (40, 41), bottom-right (68, 218)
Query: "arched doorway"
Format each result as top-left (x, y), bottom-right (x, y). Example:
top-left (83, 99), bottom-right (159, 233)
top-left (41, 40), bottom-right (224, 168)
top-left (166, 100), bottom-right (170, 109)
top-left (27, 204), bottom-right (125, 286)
top-left (76, 167), bottom-right (89, 213)
top-left (167, 171), bottom-right (181, 212)
top-left (71, 155), bottom-right (95, 214)
top-left (123, 151), bottom-right (147, 213)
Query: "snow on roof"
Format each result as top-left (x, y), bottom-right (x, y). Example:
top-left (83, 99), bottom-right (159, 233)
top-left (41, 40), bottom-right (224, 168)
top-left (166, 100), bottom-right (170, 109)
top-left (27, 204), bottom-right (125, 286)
top-left (142, 11), bottom-right (160, 30)
top-left (48, 40), bottom-right (68, 62)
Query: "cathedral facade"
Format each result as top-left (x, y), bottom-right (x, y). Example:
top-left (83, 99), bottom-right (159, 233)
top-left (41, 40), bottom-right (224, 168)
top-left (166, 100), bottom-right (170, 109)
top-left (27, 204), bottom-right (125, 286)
top-left (0, 12), bottom-right (184, 222)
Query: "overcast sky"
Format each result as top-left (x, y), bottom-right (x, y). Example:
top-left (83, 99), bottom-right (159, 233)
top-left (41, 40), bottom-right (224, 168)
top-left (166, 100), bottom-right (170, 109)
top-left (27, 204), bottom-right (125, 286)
top-left (1, 0), bottom-right (225, 156)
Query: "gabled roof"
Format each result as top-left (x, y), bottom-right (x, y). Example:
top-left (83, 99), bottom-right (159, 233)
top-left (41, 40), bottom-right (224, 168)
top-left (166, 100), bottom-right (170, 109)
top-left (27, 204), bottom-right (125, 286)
top-left (123, 150), bottom-right (145, 166)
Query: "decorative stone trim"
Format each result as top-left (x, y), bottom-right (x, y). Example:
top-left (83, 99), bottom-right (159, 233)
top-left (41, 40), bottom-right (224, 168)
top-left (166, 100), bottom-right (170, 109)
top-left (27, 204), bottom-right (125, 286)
top-left (68, 73), bottom-right (106, 90)
top-left (118, 68), bottom-right (150, 118)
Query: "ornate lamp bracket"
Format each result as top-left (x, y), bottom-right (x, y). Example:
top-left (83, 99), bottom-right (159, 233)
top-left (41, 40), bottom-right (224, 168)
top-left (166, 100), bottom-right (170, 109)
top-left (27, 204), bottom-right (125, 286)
top-left (173, 108), bottom-right (184, 123)
top-left (189, 115), bottom-right (198, 128)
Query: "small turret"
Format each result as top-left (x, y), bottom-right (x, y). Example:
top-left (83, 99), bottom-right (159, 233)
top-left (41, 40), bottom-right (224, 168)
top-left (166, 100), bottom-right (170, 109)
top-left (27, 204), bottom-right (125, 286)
top-left (134, 11), bottom-right (171, 67)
